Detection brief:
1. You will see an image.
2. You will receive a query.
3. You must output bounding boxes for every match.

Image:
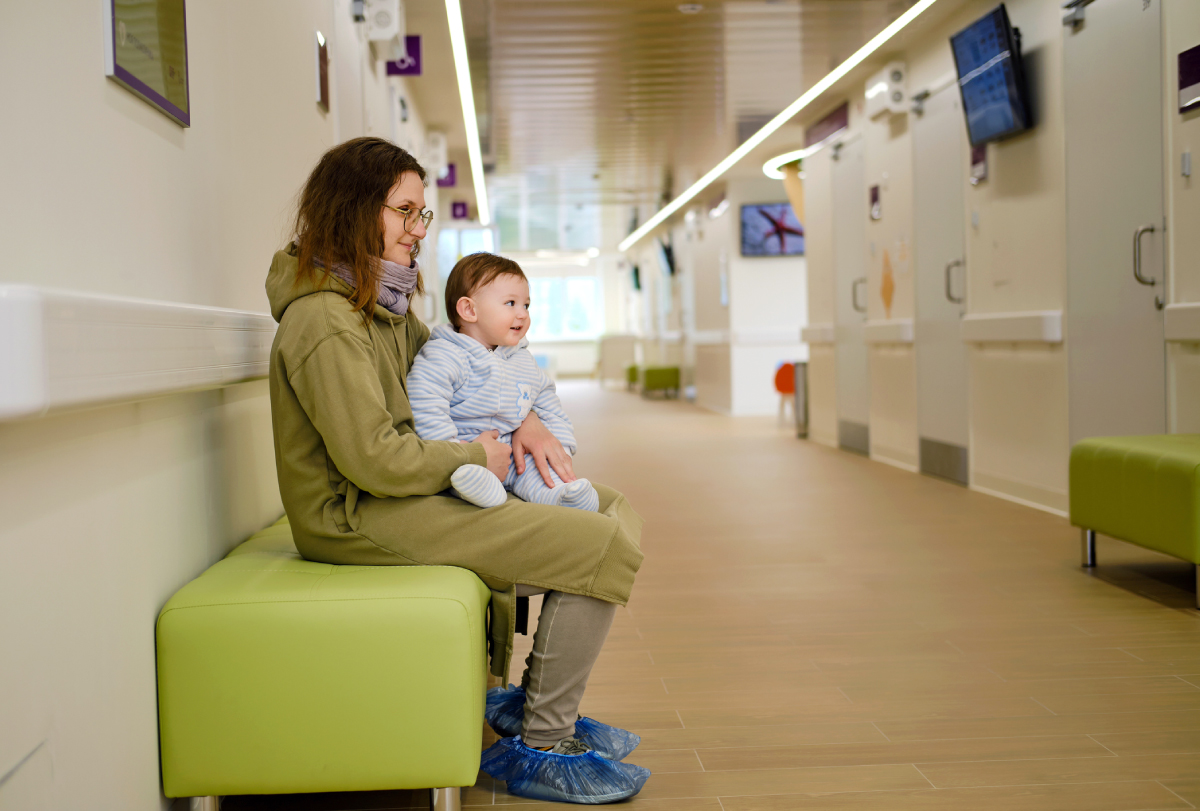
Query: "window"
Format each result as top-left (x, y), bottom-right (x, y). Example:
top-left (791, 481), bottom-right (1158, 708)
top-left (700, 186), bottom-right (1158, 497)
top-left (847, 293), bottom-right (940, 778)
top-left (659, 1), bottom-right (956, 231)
top-left (527, 277), bottom-right (602, 341)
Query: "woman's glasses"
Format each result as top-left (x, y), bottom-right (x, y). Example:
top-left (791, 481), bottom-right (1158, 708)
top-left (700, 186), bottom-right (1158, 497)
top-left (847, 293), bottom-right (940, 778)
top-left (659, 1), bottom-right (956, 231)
top-left (382, 204), bottom-right (434, 233)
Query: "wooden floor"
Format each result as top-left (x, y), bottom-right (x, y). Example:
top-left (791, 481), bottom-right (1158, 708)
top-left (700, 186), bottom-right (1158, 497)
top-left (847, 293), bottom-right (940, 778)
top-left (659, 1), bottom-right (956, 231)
top-left (229, 384), bottom-right (1200, 811)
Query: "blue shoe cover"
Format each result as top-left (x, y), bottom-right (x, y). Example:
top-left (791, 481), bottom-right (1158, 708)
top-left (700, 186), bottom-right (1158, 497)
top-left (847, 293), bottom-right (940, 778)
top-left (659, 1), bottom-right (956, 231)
top-left (481, 736), bottom-right (651, 804)
top-left (485, 684), bottom-right (641, 760)
top-left (484, 684), bottom-right (525, 738)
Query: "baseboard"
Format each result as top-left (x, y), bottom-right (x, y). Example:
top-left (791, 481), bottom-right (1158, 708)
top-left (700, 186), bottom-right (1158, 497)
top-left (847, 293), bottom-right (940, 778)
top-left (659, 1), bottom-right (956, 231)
top-left (970, 471), bottom-right (1068, 518)
top-left (870, 452), bottom-right (920, 473)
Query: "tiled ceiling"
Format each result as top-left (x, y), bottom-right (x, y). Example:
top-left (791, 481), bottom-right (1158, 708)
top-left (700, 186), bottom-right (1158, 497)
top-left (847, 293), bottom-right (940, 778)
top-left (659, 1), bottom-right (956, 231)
top-left (471, 0), bottom-right (918, 250)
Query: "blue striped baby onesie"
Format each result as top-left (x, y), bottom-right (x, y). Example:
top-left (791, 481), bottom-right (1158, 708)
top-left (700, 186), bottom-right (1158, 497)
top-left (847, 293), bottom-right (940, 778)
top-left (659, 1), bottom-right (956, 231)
top-left (408, 324), bottom-right (593, 508)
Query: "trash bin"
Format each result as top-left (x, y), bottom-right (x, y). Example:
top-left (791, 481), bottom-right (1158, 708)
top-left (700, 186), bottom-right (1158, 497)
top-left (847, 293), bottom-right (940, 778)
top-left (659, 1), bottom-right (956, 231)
top-left (793, 361), bottom-right (808, 438)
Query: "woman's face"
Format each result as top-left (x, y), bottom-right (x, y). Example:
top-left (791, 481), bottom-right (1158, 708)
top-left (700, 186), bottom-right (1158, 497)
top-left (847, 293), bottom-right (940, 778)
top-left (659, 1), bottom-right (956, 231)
top-left (380, 172), bottom-right (428, 267)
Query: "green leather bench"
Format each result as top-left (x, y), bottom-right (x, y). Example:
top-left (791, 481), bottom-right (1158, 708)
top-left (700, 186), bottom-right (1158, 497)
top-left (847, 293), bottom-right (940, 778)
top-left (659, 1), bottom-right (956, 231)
top-left (1070, 434), bottom-right (1200, 606)
top-left (156, 517), bottom-right (489, 810)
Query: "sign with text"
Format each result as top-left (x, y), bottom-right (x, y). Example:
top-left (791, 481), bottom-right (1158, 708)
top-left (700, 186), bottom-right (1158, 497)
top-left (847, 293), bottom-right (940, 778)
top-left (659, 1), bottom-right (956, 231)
top-left (104, 0), bottom-right (190, 126)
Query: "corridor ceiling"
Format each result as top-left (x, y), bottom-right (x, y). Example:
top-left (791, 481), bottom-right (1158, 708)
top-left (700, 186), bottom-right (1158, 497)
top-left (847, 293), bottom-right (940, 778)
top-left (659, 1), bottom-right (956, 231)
top-left (440, 0), bottom-right (920, 251)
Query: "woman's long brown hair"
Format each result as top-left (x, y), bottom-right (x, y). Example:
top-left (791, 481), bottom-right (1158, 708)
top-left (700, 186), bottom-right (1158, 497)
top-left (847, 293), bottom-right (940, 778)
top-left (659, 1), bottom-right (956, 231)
top-left (293, 137), bottom-right (427, 319)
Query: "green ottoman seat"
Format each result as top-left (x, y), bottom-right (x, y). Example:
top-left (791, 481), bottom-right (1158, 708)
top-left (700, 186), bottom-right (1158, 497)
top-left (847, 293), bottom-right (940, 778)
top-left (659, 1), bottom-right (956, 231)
top-left (156, 517), bottom-right (489, 804)
top-left (1070, 434), bottom-right (1200, 604)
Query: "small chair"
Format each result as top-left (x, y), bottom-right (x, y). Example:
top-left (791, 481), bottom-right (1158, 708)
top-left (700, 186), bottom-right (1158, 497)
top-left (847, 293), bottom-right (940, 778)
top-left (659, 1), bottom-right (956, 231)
top-left (774, 362), bottom-right (796, 426)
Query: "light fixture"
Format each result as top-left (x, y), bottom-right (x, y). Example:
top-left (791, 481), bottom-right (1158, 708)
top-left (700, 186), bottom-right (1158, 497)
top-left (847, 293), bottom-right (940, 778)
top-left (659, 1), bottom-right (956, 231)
top-left (618, 0), bottom-right (941, 253)
top-left (762, 144), bottom-right (824, 180)
top-left (586, 247), bottom-right (600, 258)
top-left (445, 0), bottom-right (490, 226)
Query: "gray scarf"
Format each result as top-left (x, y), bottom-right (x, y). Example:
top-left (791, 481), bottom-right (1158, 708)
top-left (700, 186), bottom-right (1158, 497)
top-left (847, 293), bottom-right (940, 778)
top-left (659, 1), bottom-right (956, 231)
top-left (324, 258), bottom-right (420, 317)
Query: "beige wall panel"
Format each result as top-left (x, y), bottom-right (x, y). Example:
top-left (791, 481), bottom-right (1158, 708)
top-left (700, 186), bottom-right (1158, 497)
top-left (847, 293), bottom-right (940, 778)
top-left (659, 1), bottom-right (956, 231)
top-left (1164, 0), bottom-right (1200, 432)
top-left (903, 0), bottom-right (1069, 508)
top-left (868, 345), bottom-right (919, 469)
top-left (0, 385), bottom-right (281, 810)
top-left (807, 345), bottom-right (839, 447)
top-left (961, 0), bottom-right (1068, 315)
top-left (1165, 0), bottom-right (1200, 304)
top-left (1168, 343), bottom-right (1200, 433)
top-left (863, 109), bottom-right (915, 321)
top-left (695, 344), bottom-right (733, 414)
top-left (691, 210), bottom-right (732, 333)
top-left (969, 345), bottom-right (1070, 514)
top-left (804, 149), bottom-right (837, 326)
top-left (0, 0), bottom-right (389, 807)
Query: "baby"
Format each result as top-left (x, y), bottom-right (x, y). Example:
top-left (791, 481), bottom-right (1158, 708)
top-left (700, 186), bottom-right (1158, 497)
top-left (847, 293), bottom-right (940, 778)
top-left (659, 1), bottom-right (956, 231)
top-left (408, 252), bottom-right (599, 511)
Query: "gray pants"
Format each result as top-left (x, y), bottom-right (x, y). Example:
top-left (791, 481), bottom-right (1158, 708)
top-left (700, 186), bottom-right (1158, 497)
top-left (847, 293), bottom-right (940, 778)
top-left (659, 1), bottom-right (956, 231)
top-left (513, 586), bottom-right (617, 749)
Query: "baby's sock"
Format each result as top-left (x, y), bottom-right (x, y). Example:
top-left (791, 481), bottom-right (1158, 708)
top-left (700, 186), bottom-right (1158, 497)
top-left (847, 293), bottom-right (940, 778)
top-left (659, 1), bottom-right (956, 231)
top-left (558, 479), bottom-right (600, 512)
top-left (451, 465), bottom-right (507, 509)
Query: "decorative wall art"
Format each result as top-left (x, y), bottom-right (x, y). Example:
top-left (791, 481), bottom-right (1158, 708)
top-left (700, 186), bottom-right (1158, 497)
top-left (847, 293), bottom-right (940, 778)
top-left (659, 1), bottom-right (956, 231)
top-left (104, 0), bottom-right (190, 126)
top-left (740, 203), bottom-right (805, 257)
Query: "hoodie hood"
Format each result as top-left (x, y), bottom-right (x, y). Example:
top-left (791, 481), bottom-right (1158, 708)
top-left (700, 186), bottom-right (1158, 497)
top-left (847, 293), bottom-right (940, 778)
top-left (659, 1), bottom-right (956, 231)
top-left (428, 322), bottom-right (529, 360)
top-left (266, 243), bottom-right (408, 326)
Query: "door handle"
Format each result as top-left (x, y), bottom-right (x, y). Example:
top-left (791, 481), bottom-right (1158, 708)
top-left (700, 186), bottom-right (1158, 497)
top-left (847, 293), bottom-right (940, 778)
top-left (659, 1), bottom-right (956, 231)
top-left (852, 277), bottom-right (867, 313)
top-left (1133, 224), bottom-right (1164, 309)
top-left (944, 259), bottom-right (965, 304)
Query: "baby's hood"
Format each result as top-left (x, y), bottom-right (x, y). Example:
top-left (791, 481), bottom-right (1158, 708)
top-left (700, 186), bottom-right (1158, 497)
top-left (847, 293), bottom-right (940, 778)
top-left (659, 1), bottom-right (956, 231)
top-left (428, 323), bottom-right (530, 360)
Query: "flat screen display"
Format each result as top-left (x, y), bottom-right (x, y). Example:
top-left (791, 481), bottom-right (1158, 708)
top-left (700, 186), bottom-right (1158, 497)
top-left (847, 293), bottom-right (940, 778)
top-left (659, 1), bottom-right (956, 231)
top-left (950, 4), bottom-right (1031, 146)
top-left (740, 203), bottom-right (804, 257)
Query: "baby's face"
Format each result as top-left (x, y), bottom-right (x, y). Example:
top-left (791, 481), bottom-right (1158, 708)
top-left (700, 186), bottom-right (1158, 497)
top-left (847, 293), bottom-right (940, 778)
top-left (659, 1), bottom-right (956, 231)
top-left (470, 274), bottom-right (531, 347)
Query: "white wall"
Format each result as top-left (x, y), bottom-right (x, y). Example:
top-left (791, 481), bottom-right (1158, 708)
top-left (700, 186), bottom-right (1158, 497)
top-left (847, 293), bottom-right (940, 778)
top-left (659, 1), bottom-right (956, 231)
top-left (0, 2), bottom-right (419, 808)
top-left (726, 178), bottom-right (807, 417)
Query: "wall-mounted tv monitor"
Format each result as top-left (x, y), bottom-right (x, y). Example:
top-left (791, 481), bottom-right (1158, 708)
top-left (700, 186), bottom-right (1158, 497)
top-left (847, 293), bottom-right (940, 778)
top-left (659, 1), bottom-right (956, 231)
top-left (740, 203), bottom-right (804, 257)
top-left (950, 4), bottom-right (1032, 146)
top-left (656, 238), bottom-right (676, 275)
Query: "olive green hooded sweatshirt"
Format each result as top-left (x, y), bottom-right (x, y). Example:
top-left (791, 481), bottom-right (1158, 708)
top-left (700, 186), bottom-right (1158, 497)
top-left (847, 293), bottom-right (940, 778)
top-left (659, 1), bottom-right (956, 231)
top-left (266, 244), bottom-right (644, 677)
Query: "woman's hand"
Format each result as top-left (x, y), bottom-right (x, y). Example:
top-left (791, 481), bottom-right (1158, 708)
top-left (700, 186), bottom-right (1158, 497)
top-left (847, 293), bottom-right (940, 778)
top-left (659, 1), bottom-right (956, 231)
top-left (466, 430), bottom-right (512, 481)
top-left (512, 411), bottom-right (576, 487)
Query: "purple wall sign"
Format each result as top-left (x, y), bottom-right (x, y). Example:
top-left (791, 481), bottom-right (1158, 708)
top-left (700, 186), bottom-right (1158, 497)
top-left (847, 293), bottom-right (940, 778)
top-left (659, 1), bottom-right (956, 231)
top-left (451, 201), bottom-right (469, 220)
top-left (386, 36), bottom-right (422, 76)
top-left (437, 163), bottom-right (457, 188)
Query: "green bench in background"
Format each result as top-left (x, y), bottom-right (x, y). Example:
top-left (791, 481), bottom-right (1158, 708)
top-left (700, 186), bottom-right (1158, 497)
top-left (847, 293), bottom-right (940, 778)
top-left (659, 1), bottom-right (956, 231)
top-left (639, 366), bottom-right (681, 399)
top-left (1070, 435), bottom-right (1200, 607)
top-left (156, 517), bottom-right (487, 810)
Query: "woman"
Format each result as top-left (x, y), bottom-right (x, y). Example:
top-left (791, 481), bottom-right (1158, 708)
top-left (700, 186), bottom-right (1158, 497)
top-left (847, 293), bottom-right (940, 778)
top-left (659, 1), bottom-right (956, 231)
top-left (265, 137), bottom-right (647, 803)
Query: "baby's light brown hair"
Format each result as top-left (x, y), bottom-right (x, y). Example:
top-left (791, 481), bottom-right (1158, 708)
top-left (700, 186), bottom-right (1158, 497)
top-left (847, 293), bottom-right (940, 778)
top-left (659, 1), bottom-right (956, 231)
top-left (444, 252), bottom-right (527, 329)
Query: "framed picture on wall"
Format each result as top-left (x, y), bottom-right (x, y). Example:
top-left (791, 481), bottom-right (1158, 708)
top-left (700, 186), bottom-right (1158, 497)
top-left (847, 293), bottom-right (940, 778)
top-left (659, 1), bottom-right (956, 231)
top-left (103, 0), bottom-right (190, 126)
top-left (740, 203), bottom-right (804, 257)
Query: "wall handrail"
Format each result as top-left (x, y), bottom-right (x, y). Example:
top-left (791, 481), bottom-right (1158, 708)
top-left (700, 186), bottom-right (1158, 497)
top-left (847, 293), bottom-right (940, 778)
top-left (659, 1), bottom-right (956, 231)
top-left (0, 285), bottom-right (276, 421)
top-left (959, 310), bottom-right (1063, 344)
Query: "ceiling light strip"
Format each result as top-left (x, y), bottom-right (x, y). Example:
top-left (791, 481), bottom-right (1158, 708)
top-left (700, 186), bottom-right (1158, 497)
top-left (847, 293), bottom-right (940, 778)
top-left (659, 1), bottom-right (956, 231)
top-left (618, 0), bottom-right (941, 253)
top-left (445, 0), bottom-right (491, 226)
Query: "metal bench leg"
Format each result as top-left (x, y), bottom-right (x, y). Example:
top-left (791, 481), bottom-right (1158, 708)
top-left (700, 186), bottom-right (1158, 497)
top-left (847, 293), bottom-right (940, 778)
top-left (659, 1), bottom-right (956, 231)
top-left (1081, 529), bottom-right (1097, 568)
top-left (431, 787), bottom-right (462, 811)
top-left (191, 799), bottom-right (219, 811)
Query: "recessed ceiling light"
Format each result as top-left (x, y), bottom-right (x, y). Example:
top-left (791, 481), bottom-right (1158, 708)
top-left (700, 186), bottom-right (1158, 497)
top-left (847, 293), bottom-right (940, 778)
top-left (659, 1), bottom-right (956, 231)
top-left (678, 4), bottom-right (704, 14)
top-left (445, 0), bottom-right (490, 226)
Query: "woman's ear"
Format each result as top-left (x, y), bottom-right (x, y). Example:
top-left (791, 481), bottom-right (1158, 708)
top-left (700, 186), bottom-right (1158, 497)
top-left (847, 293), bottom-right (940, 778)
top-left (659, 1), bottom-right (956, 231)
top-left (456, 296), bottom-right (478, 324)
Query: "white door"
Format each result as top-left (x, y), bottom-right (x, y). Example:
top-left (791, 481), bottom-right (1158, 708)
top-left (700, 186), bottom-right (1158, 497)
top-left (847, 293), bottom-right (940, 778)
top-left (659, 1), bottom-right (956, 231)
top-left (914, 88), bottom-right (970, 484)
top-left (1065, 0), bottom-right (1166, 443)
top-left (832, 137), bottom-right (870, 454)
